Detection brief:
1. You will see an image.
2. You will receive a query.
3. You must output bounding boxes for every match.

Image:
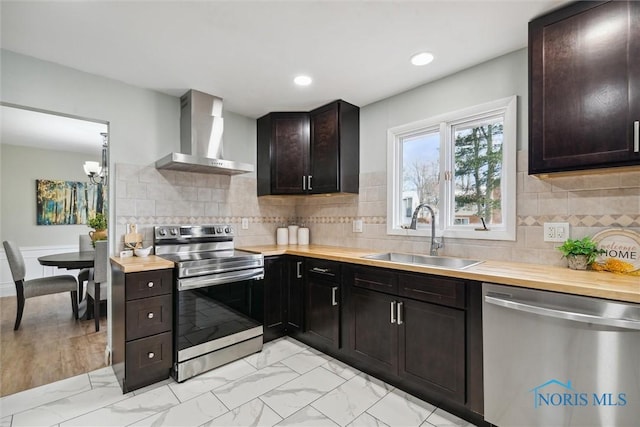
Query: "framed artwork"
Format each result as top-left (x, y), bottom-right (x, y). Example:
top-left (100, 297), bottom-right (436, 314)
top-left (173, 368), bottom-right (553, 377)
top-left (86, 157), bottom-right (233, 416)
top-left (36, 179), bottom-right (105, 225)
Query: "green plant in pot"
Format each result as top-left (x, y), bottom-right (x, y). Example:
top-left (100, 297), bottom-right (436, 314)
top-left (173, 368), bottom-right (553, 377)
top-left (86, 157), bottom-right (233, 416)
top-left (557, 236), bottom-right (604, 270)
top-left (88, 213), bottom-right (107, 243)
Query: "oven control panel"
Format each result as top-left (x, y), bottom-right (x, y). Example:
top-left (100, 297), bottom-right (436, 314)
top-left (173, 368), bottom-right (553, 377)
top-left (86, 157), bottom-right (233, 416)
top-left (154, 224), bottom-right (235, 241)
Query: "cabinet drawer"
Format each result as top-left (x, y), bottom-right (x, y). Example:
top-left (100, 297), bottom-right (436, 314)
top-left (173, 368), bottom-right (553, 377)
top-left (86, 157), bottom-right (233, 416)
top-left (307, 259), bottom-right (341, 281)
top-left (125, 332), bottom-right (172, 389)
top-left (353, 267), bottom-right (398, 294)
top-left (126, 295), bottom-right (173, 341)
top-left (398, 273), bottom-right (465, 309)
top-left (126, 270), bottom-right (173, 301)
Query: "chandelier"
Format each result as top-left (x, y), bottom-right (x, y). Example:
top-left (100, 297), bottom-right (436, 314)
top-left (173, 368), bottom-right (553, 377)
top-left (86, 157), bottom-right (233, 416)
top-left (83, 132), bottom-right (108, 185)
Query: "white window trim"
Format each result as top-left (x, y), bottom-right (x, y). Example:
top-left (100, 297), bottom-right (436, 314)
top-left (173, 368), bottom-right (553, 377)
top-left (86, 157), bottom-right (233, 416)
top-left (386, 96), bottom-right (517, 241)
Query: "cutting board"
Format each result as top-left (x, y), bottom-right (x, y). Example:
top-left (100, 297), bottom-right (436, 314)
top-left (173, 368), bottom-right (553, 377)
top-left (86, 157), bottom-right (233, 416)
top-left (124, 224), bottom-right (143, 249)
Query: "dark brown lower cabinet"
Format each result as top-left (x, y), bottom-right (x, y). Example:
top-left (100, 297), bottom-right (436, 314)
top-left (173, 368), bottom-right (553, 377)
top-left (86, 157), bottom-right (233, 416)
top-left (398, 298), bottom-right (465, 402)
top-left (112, 267), bottom-right (174, 393)
top-left (263, 256), bottom-right (286, 342)
top-left (304, 259), bottom-right (341, 351)
top-left (287, 257), bottom-right (304, 333)
top-left (344, 265), bottom-right (471, 408)
top-left (263, 256), bottom-right (305, 342)
top-left (348, 286), bottom-right (465, 403)
top-left (348, 286), bottom-right (397, 372)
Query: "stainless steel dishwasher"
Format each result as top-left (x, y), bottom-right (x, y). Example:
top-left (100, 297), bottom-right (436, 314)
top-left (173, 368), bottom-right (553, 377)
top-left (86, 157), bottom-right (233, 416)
top-left (482, 283), bottom-right (640, 427)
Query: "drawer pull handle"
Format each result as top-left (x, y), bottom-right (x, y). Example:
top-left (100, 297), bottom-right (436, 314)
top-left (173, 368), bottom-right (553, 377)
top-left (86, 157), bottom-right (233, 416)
top-left (147, 281), bottom-right (154, 288)
top-left (148, 352), bottom-right (155, 359)
top-left (331, 286), bottom-right (338, 306)
top-left (634, 120), bottom-right (639, 153)
top-left (297, 261), bottom-right (302, 279)
top-left (310, 267), bottom-right (334, 276)
top-left (147, 312), bottom-right (154, 319)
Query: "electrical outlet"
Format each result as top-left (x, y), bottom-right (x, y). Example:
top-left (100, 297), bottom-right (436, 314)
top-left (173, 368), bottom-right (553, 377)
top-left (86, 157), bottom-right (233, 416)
top-left (353, 219), bottom-right (363, 233)
top-left (241, 218), bottom-right (249, 230)
top-left (543, 222), bottom-right (570, 242)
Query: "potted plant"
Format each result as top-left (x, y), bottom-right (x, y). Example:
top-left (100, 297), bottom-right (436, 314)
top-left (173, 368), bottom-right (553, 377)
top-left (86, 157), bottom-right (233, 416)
top-left (88, 212), bottom-right (107, 243)
top-left (557, 237), bottom-right (604, 270)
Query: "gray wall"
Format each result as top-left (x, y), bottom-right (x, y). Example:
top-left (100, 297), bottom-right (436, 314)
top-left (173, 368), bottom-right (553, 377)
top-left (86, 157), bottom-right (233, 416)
top-left (222, 110), bottom-right (258, 177)
top-left (0, 51), bottom-right (258, 248)
top-left (1, 144), bottom-right (95, 246)
top-left (1, 49), bottom-right (180, 166)
top-left (360, 48), bottom-right (527, 173)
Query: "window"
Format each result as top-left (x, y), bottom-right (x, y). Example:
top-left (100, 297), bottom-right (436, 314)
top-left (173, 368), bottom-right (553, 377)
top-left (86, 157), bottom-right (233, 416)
top-left (387, 96), bottom-right (516, 241)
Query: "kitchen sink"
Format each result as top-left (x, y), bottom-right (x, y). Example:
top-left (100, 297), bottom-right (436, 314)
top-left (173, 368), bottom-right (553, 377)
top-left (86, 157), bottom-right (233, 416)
top-left (361, 252), bottom-right (483, 270)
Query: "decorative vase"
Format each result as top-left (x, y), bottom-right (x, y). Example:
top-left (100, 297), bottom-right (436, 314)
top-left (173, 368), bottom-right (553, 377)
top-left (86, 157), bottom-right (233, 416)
top-left (89, 229), bottom-right (107, 242)
top-left (567, 255), bottom-right (588, 270)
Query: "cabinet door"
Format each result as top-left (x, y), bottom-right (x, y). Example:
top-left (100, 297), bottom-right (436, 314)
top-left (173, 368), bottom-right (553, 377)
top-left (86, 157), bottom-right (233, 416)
top-left (263, 257), bottom-right (286, 342)
top-left (529, 1), bottom-right (640, 174)
top-left (398, 299), bottom-right (465, 403)
top-left (272, 113), bottom-right (309, 194)
top-left (309, 103), bottom-right (340, 193)
top-left (287, 257), bottom-right (304, 333)
top-left (347, 287), bottom-right (398, 375)
top-left (305, 274), bottom-right (340, 349)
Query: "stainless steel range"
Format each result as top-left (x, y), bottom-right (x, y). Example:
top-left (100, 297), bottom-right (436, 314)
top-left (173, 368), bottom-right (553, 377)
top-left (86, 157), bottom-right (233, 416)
top-left (154, 225), bottom-right (264, 382)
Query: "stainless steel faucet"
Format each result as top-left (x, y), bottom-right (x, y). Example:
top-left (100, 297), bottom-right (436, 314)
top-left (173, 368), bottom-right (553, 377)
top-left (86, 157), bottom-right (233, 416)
top-left (409, 203), bottom-right (443, 256)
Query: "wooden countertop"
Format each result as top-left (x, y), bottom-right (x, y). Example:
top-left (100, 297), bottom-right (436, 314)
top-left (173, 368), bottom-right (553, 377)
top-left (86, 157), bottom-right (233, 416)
top-left (240, 244), bottom-right (640, 304)
top-left (110, 255), bottom-right (174, 273)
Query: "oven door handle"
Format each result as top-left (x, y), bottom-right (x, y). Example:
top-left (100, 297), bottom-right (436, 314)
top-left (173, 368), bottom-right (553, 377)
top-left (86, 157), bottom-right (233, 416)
top-left (178, 267), bottom-right (265, 291)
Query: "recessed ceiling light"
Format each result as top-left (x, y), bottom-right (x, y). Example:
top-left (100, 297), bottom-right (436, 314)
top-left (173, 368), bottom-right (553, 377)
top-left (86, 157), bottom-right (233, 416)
top-left (294, 75), bottom-right (312, 86)
top-left (410, 52), bottom-right (435, 66)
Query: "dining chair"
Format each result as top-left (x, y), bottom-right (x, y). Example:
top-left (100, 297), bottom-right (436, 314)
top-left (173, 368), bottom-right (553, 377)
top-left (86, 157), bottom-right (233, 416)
top-left (2, 240), bottom-right (78, 330)
top-left (87, 240), bottom-right (108, 332)
top-left (78, 234), bottom-right (94, 301)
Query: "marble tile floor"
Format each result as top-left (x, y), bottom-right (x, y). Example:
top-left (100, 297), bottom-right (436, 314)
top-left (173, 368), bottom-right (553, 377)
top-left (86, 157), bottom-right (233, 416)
top-left (0, 337), bottom-right (476, 427)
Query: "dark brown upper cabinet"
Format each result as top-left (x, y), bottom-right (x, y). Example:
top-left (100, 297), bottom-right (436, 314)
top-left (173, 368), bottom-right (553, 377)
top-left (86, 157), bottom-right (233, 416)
top-left (529, 0), bottom-right (640, 175)
top-left (257, 100), bottom-right (359, 195)
top-left (258, 112), bottom-right (309, 195)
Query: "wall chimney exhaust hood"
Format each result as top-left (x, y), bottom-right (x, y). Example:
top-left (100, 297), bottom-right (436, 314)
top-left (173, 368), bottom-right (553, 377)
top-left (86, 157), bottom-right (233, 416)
top-left (156, 90), bottom-right (254, 175)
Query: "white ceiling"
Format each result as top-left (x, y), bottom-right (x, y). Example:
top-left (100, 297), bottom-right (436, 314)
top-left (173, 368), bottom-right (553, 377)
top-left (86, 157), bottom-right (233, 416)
top-left (0, 0), bottom-right (570, 120)
top-left (0, 105), bottom-right (108, 154)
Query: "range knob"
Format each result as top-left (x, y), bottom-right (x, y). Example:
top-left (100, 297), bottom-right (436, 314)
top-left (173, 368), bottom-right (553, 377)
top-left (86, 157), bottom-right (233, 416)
top-left (170, 228), bottom-right (178, 236)
top-left (216, 227), bottom-right (223, 234)
top-left (158, 229), bottom-right (167, 236)
top-left (225, 227), bottom-right (232, 234)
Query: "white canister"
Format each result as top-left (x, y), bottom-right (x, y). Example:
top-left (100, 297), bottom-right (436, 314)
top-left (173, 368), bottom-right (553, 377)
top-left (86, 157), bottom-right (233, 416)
top-left (297, 227), bottom-right (310, 245)
top-left (288, 225), bottom-right (299, 245)
top-left (276, 227), bottom-right (289, 245)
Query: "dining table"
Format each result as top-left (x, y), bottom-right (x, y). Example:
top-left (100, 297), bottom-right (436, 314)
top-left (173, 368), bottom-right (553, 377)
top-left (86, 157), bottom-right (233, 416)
top-left (38, 250), bottom-right (96, 319)
top-left (38, 251), bottom-right (95, 270)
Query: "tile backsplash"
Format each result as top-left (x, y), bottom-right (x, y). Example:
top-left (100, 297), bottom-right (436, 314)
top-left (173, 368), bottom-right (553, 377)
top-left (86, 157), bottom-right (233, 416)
top-left (115, 153), bottom-right (639, 266)
top-left (114, 163), bottom-right (296, 250)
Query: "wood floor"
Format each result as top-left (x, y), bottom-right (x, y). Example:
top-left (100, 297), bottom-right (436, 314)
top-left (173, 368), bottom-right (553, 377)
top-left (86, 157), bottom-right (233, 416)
top-left (0, 292), bottom-right (107, 397)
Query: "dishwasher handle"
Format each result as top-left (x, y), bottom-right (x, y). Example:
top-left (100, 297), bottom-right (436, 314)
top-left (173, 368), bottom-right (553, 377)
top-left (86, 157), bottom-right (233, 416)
top-left (484, 294), bottom-right (640, 330)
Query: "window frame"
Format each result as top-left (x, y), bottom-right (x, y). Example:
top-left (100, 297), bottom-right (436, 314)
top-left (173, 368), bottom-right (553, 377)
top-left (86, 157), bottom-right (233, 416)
top-left (386, 96), bottom-right (517, 241)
